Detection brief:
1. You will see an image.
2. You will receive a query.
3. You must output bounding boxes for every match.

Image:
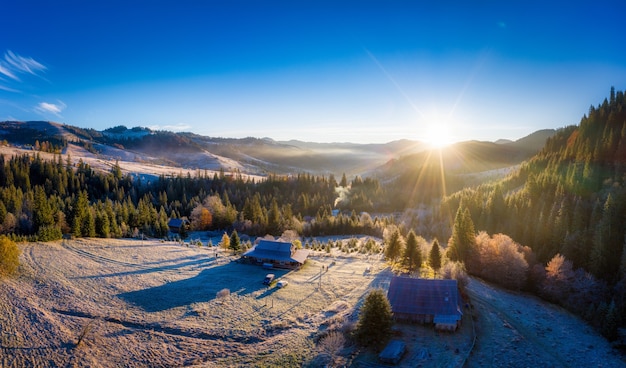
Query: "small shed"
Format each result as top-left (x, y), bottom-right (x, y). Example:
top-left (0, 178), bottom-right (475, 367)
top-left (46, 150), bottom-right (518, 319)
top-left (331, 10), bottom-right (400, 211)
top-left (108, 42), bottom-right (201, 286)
top-left (378, 340), bottom-right (406, 365)
top-left (387, 277), bottom-right (463, 331)
top-left (167, 218), bottom-right (190, 234)
top-left (241, 240), bottom-right (310, 269)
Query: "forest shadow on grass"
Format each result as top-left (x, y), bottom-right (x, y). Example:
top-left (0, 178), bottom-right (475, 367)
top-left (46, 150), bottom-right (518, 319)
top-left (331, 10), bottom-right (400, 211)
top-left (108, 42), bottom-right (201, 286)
top-left (118, 262), bottom-right (287, 312)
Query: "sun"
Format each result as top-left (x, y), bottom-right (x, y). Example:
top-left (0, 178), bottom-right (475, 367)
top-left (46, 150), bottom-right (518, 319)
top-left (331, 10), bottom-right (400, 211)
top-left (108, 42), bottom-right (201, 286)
top-left (425, 122), bottom-right (453, 148)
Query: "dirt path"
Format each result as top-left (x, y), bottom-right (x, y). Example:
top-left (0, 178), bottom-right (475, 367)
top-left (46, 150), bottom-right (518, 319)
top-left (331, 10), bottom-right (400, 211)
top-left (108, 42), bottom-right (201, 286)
top-left (466, 278), bottom-right (624, 368)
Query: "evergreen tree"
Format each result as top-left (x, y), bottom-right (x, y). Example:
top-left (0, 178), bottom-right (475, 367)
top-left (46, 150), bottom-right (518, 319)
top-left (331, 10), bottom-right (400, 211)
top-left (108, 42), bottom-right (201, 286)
top-left (447, 206), bottom-right (476, 265)
top-left (0, 201), bottom-right (6, 225)
top-left (267, 198), bottom-right (281, 235)
top-left (384, 228), bottom-right (403, 263)
top-left (178, 218), bottom-right (188, 239)
top-left (95, 206), bottom-right (110, 238)
top-left (111, 160), bottom-right (123, 180)
top-left (429, 238), bottom-right (442, 272)
top-left (590, 194), bottom-right (622, 282)
top-left (229, 230), bottom-right (241, 254)
top-left (33, 186), bottom-right (55, 232)
top-left (602, 300), bottom-right (620, 341)
top-left (83, 206), bottom-right (96, 237)
top-left (486, 185), bottom-right (505, 233)
top-left (354, 289), bottom-right (393, 350)
top-left (339, 173), bottom-right (348, 187)
top-left (71, 191), bottom-right (90, 237)
top-left (156, 207), bottom-right (169, 238)
top-left (106, 200), bottom-right (121, 237)
top-left (402, 230), bottom-right (421, 272)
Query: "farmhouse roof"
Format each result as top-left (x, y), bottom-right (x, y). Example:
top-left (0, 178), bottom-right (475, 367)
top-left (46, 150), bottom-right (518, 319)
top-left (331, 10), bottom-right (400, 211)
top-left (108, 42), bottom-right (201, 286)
top-left (243, 240), bottom-right (310, 264)
top-left (167, 218), bottom-right (189, 228)
top-left (387, 277), bottom-right (462, 319)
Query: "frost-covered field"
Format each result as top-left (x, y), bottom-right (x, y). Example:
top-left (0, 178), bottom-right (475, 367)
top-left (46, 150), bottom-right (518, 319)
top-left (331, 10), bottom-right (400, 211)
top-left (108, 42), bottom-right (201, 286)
top-left (1, 238), bottom-right (623, 367)
top-left (0, 238), bottom-right (390, 367)
top-left (466, 278), bottom-right (625, 368)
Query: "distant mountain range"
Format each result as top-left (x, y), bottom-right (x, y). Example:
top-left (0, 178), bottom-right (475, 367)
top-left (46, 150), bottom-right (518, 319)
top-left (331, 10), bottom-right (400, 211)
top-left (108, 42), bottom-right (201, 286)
top-left (0, 120), bottom-right (555, 178)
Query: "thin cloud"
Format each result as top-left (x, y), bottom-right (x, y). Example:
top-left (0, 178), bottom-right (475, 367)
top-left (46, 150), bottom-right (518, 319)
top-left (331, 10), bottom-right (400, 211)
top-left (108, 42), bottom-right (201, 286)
top-left (0, 50), bottom-right (47, 92)
top-left (5, 50), bottom-right (46, 75)
top-left (0, 63), bottom-right (18, 81)
top-left (35, 101), bottom-right (66, 116)
top-left (0, 84), bottom-right (20, 93)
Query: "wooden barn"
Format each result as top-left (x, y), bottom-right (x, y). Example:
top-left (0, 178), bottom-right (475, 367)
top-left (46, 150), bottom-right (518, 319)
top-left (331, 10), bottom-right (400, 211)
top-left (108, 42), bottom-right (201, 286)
top-left (167, 218), bottom-right (190, 234)
top-left (387, 277), bottom-right (463, 331)
top-left (241, 240), bottom-right (310, 269)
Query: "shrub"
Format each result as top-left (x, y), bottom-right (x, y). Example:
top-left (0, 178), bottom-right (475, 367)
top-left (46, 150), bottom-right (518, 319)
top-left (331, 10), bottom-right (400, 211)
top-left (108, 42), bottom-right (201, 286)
top-left (471, 232), bottom-right (528, 290)
top-left (0, 236), bottom-right (20, 276)
top-left (216, 288), bottom-right (230, 299)
top-left (441, 261), bottom-right (469, 289)
top-left (318, 331), bottom-right (346, 366)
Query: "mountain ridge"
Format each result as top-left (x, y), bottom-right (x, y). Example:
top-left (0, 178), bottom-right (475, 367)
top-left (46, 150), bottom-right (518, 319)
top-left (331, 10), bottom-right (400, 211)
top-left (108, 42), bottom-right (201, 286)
top-left (0, 120), bottom-right (554, 178)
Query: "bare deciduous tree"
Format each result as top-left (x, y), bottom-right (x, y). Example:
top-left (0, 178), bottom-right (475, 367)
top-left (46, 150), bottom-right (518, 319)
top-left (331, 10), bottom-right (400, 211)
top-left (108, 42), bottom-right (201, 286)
top-left (318, 331), bottom-right (345, 367)
top-left (473, 232), bottom-right (528, 290)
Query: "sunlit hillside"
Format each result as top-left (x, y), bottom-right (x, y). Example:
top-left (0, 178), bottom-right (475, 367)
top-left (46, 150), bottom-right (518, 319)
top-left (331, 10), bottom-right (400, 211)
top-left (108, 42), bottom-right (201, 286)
top-left (442, 88), bottom-right (626, 342)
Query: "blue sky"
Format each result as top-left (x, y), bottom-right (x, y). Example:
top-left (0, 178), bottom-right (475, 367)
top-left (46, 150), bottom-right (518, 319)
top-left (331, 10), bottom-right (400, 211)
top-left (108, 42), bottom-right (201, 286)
top-left (2, 1), bottom-right (626, 144)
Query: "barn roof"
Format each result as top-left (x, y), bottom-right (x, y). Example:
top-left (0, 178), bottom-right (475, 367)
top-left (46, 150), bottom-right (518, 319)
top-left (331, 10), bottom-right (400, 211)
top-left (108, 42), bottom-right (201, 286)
top-left (255, 240), bottom-right (293, 255)
top-left (167, 218), bottom-right (189, 228)
top-left (387, 277), bottom-right (462, 319)
top-left (243, 240), bottom-right (310, 264)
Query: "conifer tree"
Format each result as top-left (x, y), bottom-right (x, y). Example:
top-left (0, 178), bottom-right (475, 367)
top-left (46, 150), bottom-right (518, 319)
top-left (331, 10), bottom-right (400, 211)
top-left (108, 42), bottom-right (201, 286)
top-left (429, 238), bottom-right (442, 272)
top-left (355, 289), bottom-right (393, 350)
top-left (339, 173), bottom-right (348, 187)
top-left (447, 206), bottom-right (476, 265)
top-left (590, 194), bottom-right (622, 281)
top-left (267, 198), bottom-right (281, 235)
top-left (403, 230), bottom-right (421, 272)
top-left (486, 185), bottom-right (505, 233)
top-left (229, 230), bottom-right (241, 254)
top-left (71, 191), bottom-right (90, 237)
top-left (602, 300), bottom-right (620, 340)
top-left (84, 206), bottom-right (96, 237)
top-left (95, 206), bottom-right (110, 238)
top-left (33, 186), bottom-right (55, 232)
top-left (384, 228), bottom-right (403, 263)
top-left (156, 207), bottom-right (169, 238)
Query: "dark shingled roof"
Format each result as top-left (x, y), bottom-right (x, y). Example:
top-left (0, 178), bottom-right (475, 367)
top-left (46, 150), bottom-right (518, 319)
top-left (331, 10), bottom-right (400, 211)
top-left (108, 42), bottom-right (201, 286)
top-left (243, 240), bottom-right (309, 264)
top-left (387, 277), bottom-right (462, 319)
top-left (167, 218), bottom-right (189, 228)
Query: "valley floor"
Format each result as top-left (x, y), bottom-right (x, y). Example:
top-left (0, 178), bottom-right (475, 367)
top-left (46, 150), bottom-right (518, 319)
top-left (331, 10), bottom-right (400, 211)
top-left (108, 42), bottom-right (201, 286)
top-left (0, 238), bottom-right (388, 367)
top-left (0, 238), bottom-right (623, 367)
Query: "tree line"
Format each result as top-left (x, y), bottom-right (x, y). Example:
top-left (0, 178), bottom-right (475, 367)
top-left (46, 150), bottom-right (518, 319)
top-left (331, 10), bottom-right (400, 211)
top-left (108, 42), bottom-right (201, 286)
top-left (0, 153), bottom-right (395, 242)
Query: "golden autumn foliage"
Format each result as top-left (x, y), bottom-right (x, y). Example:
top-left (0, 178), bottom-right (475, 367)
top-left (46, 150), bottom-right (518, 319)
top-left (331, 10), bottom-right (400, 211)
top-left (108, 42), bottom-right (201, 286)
top-left (0, 236), bottom-right (19, 276)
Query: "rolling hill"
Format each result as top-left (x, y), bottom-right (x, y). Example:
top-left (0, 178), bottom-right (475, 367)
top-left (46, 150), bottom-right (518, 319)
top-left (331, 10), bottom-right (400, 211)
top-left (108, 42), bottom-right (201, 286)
top-left (0, 121), bottom-right (553, 180)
